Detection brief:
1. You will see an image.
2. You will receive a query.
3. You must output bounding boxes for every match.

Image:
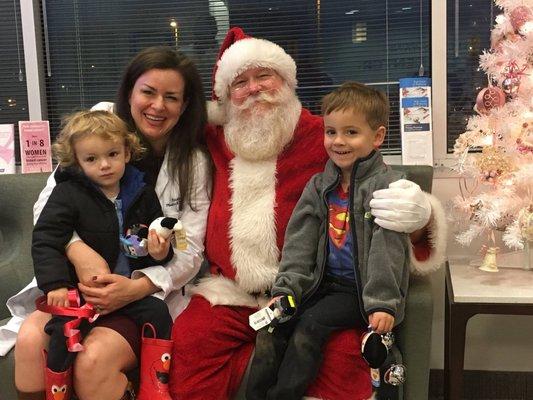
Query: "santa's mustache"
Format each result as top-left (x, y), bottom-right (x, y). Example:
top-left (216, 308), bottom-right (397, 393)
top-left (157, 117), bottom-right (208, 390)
top-left (233, 91), bottom-right (280, 111)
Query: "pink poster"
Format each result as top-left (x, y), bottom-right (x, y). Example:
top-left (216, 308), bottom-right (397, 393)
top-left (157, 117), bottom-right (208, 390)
top-left (18, 121), bottom-right (53, 173)
top-left (0, 124), bottom-right (15, 174)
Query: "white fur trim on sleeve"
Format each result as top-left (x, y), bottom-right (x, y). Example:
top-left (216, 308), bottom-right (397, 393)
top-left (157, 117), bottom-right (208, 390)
top-left (409, 192), bottom-right (448, 275)
top-left (207, 99), bottom-right (228, 126)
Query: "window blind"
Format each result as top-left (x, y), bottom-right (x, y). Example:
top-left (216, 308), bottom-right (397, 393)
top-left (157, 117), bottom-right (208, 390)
top-left (447, 0), bottom-right (494, 153)
top-left (0, 0), bottom-right (29, 163)
top-left (41, 0), bottom-right (430, 154)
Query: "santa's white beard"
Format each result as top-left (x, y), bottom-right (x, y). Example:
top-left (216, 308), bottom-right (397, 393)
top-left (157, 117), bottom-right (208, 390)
top-left (224, 85), bottom-right (302, 161)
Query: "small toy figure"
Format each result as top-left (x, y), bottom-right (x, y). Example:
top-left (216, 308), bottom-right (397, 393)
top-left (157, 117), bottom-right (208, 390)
top-left (121, 217), bottom-right (187, 258)
top-left (361, 329), bottom-right (391, 369)
top-left (122, 224), bottom-right (150, 258)
top-left (248, 295), bottom-right (297, 333)
top-left (374, 344), bottom-right (406, 400)
top-left (360, 329), bottom-right (406, 399)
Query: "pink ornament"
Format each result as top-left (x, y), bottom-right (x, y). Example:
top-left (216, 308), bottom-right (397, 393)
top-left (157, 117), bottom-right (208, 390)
top-left (516, 131), bottom-right (533, 154)
top-left (475, 86), bottom-right (506, 114)
top-left (507, 32), bottom-right (523, 42)
top-left (517, 138), bottom-right (533, 154)
top-left (510, 6), bottom-right (532, 31)
top-left (502, 76), bottom-right (521, 97)
top-left (491, 32), bottom-right (522, 52)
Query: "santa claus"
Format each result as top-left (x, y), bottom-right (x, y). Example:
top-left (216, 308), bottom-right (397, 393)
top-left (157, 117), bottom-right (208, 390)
top-left (169, 27), bottom-right (446, 400)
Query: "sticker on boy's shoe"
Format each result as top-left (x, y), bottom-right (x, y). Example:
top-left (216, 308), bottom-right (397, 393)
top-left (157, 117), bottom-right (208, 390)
top-left (249, 307), bottom-right (275, 331)
top-left (371, 368), bottom-right (381, 387)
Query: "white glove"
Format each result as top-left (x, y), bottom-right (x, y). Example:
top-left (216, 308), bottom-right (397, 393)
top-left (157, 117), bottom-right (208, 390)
top-left (369, 179), bottom-right (431, 233)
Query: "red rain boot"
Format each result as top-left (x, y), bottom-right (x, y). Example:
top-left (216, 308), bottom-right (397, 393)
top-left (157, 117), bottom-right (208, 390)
top-left (42, 350), bottom-right (72, 400)
top-left (136, 324), bottom-right (173, 400)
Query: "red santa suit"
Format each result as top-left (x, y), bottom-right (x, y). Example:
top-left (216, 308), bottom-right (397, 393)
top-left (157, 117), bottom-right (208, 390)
top-left (170, 27), bottom-right (446, 400)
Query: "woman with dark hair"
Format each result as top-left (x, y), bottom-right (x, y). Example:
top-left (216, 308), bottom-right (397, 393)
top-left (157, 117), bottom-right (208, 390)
top-left (115, 46), bottom-right (208, 206)
top-left (12, 47), bottom-right (211, 400)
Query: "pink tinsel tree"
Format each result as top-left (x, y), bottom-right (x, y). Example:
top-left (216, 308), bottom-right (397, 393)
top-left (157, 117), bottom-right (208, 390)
top-left (451, 0), bottom-right (533, 267)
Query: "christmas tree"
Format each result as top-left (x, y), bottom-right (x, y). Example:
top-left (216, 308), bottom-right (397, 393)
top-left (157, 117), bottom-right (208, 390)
top-left (451, 0), bottom-right (533, 270)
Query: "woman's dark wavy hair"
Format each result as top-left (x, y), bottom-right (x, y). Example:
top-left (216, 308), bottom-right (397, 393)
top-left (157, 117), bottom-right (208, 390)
top-left (116, 46), bottom-right (209, 210)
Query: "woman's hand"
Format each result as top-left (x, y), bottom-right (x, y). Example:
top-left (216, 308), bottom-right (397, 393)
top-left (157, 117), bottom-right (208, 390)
top-left (78, 274), bottom-right (158, 314)
top-left (147, 229), bottom-right (172, 261)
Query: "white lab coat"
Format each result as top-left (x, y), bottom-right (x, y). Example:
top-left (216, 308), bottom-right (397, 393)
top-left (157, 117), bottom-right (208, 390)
top-left (0, 102), bottom-right (211, 355)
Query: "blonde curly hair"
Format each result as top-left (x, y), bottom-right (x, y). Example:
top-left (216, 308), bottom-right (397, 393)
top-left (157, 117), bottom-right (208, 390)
top-left (53, 110), bottom-right (145, 168)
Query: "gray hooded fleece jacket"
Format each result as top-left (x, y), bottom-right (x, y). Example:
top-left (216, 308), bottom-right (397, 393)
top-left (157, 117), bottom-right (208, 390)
top-left (271, 150), bottom-right (410, 326)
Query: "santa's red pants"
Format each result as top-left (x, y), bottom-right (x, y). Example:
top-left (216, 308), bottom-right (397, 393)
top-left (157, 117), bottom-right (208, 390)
top-left (169, 296), bottom-right (371, 400)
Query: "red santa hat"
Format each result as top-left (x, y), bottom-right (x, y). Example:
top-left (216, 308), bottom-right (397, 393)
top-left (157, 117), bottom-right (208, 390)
top-left (207, 27), bottom-right (297, 124)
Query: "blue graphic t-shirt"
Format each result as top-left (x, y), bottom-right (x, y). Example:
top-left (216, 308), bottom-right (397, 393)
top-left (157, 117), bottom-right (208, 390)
top-left (326, 185), bottom-right (355, 280)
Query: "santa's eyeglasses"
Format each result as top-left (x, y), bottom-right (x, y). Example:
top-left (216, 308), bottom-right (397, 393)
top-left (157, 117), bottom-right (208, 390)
top-left (230, 74), bottom-right (278, 99)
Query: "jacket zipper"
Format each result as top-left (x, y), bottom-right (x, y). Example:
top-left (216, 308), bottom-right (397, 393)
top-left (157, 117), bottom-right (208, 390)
top-left (300, 174), bottom-right (340, 304)
top-left (116, 185), bottom-right (147, 252)
top-left (348, 158), bottom-right (369, 325)
top-left (123, 185), bottom-right (147, 227)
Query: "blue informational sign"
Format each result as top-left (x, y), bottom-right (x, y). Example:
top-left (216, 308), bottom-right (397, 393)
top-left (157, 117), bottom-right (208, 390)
top-left (399, 77), bottom-right (433, 165)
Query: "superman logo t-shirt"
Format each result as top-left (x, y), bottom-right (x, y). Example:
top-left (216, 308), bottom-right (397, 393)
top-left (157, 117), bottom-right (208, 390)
top-left (326, 185), bottom-right (355, 280)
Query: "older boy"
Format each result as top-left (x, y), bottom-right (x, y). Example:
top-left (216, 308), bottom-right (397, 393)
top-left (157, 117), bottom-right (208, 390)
top-left (246, 82), bottom-right (410, 400)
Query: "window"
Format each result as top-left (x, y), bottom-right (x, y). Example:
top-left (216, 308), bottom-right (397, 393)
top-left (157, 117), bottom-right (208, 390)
top-left (446, 0), bottom-right (494, 153)
top-left (0, 0), bottom-right (29, 162)
top-left (41, 0), bottom-right (430, 155)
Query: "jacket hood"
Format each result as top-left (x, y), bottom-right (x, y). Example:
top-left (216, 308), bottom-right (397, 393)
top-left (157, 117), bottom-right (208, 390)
top-left (119, 165), bottom-right (146, 211)
top-left (54, 165), bottom-right (85, 184)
